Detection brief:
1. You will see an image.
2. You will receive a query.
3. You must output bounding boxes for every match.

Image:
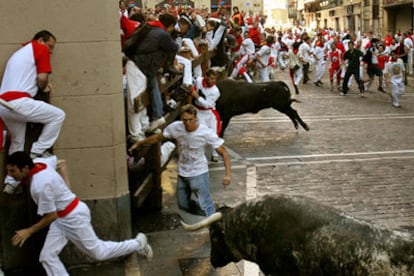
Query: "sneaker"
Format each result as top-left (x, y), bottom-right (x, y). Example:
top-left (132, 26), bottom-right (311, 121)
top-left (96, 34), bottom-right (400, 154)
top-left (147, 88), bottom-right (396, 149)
top-left (378, 86), bottom-right (386, 93)
top-left (3, 175), bottom-right (21, 194)
top-left (30, 151), bottom-right (53, 159)
top-left (211, 156), bottom-right (219, 162)
top-left (147, 117), bottom-right (166, 133)
top-left (136, 233), bottom-right (153, 260)
top-left (166, 99), bottom-right (177, 110)
top-left (3, 184), bottom-right (17, 194)
top-left (340, 92), bottom-right (347, 96)
top-left (360, 92), bottom-right (365, 97)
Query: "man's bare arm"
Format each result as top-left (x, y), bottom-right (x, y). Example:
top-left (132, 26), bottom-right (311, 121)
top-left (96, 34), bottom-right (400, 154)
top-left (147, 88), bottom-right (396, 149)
top-left (128, 132), bottom-right (164, 153)
top-left (37, 73), bottom-right (51, 92)
top-left (216, 145), bottom-right (232, 187)
top-left (12, 212), bottom-right (58, 247)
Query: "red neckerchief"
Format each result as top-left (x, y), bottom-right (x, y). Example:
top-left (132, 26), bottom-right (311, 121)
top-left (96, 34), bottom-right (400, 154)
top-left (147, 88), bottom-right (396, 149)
top-left (146, 20), bottom-right (167, 31)
top-left (202, 78), bottom-right (215, 88)
top-left (22, 163), bottom-right (47, 186)
top-left (29, 163), bottom-right (47, 177)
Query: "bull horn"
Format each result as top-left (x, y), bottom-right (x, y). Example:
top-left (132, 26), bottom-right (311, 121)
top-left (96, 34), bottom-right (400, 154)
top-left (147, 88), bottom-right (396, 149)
top-left (180, 212), bottom-right (222, 231)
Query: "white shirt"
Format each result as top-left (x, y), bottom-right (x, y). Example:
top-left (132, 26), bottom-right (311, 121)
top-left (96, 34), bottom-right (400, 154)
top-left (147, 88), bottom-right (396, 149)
top-left (193, 77), bottom-right (221, 132)
top-left (298, 42), bottom-right (311, 63)
top-left (30, 156), bottom-right (76, 216)
top-left (193, 77), bottom-right (220, 109)
top-left (0, 42), bottom-right (50, 96)
top-left (240, 37), bottom-right (255, 58)
top-left (384, 58), bottom-right (405, 81)
top-left (256, 44), bottom-right (272, 68)
top-left (403, 37), bottom-right (413, 49)
top-left (313, 45), bottom-right (325, 61)
top-left (163, 121), bottom-right (224, 177)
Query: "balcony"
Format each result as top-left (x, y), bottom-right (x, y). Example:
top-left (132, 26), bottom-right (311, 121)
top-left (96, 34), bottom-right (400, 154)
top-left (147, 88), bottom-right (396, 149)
top-left (304, 0), bottom-right (339, 11)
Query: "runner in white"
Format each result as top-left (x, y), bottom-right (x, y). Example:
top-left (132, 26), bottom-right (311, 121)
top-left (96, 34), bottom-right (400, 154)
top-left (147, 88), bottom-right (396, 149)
top-left (0, 30), bottom-right (65, 158)
top-left (7, 152), bottom-right (153, 276)
top-left (384, 50), bottom-right (406, 107)
top-left (190, 69), bottom-right (221, 161)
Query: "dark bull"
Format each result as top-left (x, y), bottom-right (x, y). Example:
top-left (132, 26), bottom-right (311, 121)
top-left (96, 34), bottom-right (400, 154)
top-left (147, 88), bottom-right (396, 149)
top-left (216, 80), bottom-right (310, 136)
top-left (181, 195), bottom-right (414, 275)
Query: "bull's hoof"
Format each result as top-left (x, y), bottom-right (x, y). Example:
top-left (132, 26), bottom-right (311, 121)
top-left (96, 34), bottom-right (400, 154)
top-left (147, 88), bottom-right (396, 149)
top-left (303, 124), bottom-right (310, 131)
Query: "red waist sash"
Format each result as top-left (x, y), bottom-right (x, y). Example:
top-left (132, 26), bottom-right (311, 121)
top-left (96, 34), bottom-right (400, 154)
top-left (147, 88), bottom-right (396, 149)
top-left (195, 106), bottom-right (222, 136)
top-left (0, 91), bottom-right (32, 101)
top-left (57, 197), bottom-right (79, 218)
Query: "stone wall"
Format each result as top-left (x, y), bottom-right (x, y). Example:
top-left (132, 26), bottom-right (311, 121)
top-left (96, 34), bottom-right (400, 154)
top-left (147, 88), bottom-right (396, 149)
top-left (0, 0), bottom-right (132, 274)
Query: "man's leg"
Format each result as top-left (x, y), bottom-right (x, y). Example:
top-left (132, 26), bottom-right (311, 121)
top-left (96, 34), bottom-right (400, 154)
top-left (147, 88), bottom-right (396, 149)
top-left (39, 221), bottom-right (70, 276)
top-left (148, 76), bottom-right (164, 120)
top-left (0, 115), bottom-right (26, 155)
top-left (183, 38), bottom-right (200, 58)
top-left (27, 100), bottom-right (65, 155)
top-left (230, 55), bottom-right (248, 79)
top-left (61, 202), bottom-right (148, 260)
top-left (176, 176), bottom-right (204, 215)
top-left (259, 67), bottom-right (269, 82)
top-left (189, 172), bottom-right (216, 216)
top-left (176, 55), bottom-right (193, 86)
top-left (355, 71), bottom-right (365, 95)
top-left (342, 70), bottom-right (352, 94)
top-left (303, 62), bottom-right (310, 82)
top-left (126, 61), bottom-right (149, 140)
top-left (146, 76), bottom-right (166, 133)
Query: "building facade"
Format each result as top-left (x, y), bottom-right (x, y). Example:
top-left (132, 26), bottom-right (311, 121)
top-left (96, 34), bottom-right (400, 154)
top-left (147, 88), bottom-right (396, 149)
top-left (143, 0), bottom-right (412, 34)
top-left (290, 0), bottom-right (413, 35)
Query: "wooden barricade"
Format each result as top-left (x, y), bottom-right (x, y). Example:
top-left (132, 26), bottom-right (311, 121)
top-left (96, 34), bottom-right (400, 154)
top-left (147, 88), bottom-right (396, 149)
top-left (129, 51), bottom-right (210, 211)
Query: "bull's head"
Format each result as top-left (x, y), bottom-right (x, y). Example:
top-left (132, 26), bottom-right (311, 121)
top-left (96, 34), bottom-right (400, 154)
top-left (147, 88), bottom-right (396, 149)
top-left (180, 208), bottom-right (243, 268)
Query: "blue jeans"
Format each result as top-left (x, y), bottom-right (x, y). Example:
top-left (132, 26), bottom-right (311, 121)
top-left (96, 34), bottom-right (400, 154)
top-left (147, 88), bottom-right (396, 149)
top-left (177, 172), bottom-right (216, 216)
top-left (148, 76), bottom-right (163, 120)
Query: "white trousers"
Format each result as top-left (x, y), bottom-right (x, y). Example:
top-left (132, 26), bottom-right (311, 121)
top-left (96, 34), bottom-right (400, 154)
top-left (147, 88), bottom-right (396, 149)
top-left (278, 52), bottom-right (288, 69)
top-left (126, 61), bottom-right (149, 138)
top-left (182, 38), bottom-right (202, 78)
top-left (230, 54), bottom-right (249, 78)
top-left (390, 77), bottom-right (405, 106)
top-left (293, 67), bottom-right (303, 86)
top-left (176, 55), bottom-right (193, 86)
top-left (257, 66), bottom-right (270, 82)
top-left (314, 60), bottom-right (325, 82)
top-left (408, 48), bottom-right (413, 75)
top-left (0, 97), bottom-right (65, 155)
top-left (39, 202), bottom-right (141, 276)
